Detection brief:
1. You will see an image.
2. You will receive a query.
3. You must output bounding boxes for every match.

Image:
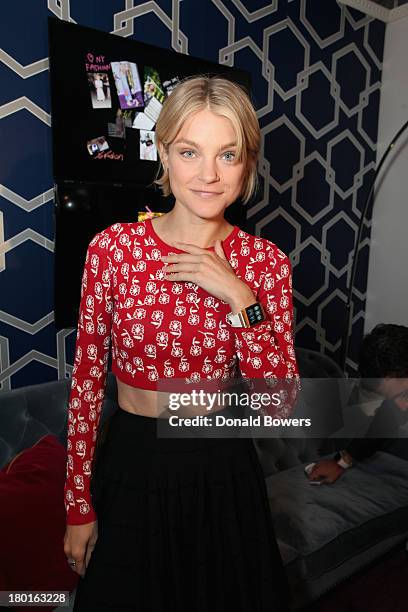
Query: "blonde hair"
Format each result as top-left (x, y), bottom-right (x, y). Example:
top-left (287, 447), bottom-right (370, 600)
top-left (154, 75), bottom-right (260, 204)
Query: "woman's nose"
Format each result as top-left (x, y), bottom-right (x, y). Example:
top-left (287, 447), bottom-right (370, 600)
top-left (198, 158), bottom-right (220, 183)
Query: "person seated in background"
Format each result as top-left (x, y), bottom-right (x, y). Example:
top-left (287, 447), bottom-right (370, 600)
top-left (308, 323), bottom-right (408, 484)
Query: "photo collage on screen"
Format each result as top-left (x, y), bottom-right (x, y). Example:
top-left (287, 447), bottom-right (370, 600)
top-left (85, 50), bottom-right (180, 164)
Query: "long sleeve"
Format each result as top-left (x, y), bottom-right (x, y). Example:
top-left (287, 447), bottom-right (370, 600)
top-left (64, 232), bottom-right (113, 525)
top-left (232, 248), bottom-right (300, 417)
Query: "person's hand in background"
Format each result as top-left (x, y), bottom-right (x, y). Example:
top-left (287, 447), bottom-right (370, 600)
top-left (308, 459), bottom-right (345, 484)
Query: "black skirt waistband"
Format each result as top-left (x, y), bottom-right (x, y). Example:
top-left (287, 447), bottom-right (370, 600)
top-left (101, 401), bottom-right (251, 453)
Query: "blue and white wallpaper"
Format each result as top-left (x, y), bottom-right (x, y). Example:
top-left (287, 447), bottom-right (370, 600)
top-left (0, 0), bottom-right (385, 390)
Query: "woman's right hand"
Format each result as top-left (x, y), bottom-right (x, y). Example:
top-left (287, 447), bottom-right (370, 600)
top-left (63, 521), bottom-right (98, 577)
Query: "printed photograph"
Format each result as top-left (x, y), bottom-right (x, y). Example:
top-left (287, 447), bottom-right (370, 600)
top-left (163, 75), bottom-right (180, 96)
top-left (107, 109), bottom-right (126, 139)
top-left (87, 72), bottom-right (111, 109)
top-left (122, 110), bottom-right (134, 128)
top-left (86, 136), bottom-right (110, 156)
top-left (139, 130), bottom-right (157, 161)
top-left (143, 66), bottom-right (165, 104)
top-left (144, 96), bottom-right (163, 128)
top-left (111, 61), bottom-right (144, 110)
top-left (132, 111), bottom-right (155, 131)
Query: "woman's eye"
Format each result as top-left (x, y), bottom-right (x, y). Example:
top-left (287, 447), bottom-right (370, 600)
top-left (179, 150), bottom-right (236, 161)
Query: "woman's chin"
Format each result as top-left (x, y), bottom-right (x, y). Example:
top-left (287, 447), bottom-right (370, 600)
top-left (174, 198), bottom-right (229, 218)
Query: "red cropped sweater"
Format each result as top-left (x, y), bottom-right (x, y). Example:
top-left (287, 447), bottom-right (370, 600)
top-left (64, 218), bottom-right (299, 524)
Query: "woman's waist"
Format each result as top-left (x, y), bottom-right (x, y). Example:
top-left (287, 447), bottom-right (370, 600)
top-left (117, 400), bottom-right (244, 421)
top-left (116, 374), bottom-right (247, 418)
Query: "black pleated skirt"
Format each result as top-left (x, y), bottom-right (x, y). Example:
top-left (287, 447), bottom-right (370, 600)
top-left (73, 404), bottom-right (291, 612)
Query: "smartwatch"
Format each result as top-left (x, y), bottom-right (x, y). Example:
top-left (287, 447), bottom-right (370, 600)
top-left (226, 302), bottom-right (266, 328)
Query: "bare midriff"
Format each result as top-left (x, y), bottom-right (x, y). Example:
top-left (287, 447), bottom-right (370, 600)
top-left (116, 377), bottom-right (238, 418)
top-left (117, 378), bottom-right (176, 418)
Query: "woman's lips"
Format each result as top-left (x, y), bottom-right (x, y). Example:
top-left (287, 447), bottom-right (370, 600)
top-left (191, 190), bottom-right (223, 198)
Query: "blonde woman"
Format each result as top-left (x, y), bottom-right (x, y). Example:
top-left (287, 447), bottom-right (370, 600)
top-left (64, 75), bottom-right (299, 611)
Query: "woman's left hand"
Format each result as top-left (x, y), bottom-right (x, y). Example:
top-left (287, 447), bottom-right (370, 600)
top-left (160, 240), bottom-right (254, 308)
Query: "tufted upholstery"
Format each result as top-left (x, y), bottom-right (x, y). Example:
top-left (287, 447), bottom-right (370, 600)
top-left (0, 374), bottom-right (119, 471)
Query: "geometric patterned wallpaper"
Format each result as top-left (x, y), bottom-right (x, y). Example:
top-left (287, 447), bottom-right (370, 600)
top-left (0, 0), bottom-right (385, 390)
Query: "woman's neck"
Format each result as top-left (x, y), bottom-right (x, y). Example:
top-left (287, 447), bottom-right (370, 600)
top-left (152, 212), bottom-right (234, 249)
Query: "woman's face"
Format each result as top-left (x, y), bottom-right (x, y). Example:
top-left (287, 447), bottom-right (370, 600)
top-left (160, 109), bottom-right (246, 218)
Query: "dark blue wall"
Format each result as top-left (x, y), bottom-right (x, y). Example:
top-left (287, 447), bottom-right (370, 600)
top-left (0, 0), bottom-right (385, 389)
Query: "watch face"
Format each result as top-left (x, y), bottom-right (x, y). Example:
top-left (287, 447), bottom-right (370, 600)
top-left (247, 303), bottom-right (264, 326)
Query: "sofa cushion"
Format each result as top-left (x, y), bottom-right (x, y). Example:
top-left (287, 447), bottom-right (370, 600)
top-left (0, 434), bottom-right (78, 607)
top-left (267, 451), bottom-right (408, 582)
top-left (0, 373), bottom-right (120, 471)
top-left (0, 383), bottom-right (69, 470)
